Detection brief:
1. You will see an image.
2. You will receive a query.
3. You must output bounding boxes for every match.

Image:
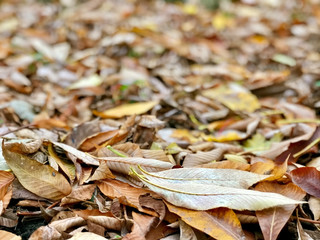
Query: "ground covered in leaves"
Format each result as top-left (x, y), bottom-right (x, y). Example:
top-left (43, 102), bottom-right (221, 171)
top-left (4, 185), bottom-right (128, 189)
top-left (0, 0), bottom-right (320, 239)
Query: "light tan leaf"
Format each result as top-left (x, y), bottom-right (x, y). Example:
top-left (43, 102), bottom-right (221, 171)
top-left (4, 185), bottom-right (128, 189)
top-left (200, 160), bottom-right (250, 171)
top-left (4, 139), bottom-right (42, 154)
top-left (308, 196), bottom-right (320, 220)
top-left (166, 203), bottom-right (245, 240)
top-left (138, 167), bottom-right (269, 189)
top-left (141, 150), bottom-right (170, 163)
top-left (2, 146), bottom-right (71, 200)
top-left (97, 157), bottom-right (173, 175)
top-left (183, 148), bottom-right (224, 167)
top-left (255, 182), bottom-right (306, 240)
top-left (93, 101), bottom-right (158, 118)
top-left (132, 169), bottom-right (305, 211)
top-left (69, 232), bottom-right (106, 240)
top-left (0, 230), bottom-right (21, 240)
top-left (51, 141), bottom-right (99, 166)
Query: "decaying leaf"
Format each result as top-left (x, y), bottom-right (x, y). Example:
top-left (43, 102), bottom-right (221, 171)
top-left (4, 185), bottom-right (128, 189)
top-left (290, 167), bottom-right (320, 198)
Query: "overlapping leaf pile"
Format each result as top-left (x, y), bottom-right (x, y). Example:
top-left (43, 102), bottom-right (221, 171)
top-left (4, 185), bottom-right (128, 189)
top-left (0, 0), bottom-right (320, 239)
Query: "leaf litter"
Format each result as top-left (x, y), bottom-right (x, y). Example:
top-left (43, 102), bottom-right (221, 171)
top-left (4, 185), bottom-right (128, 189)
top-left (0, 0), bottom-right (320, 239)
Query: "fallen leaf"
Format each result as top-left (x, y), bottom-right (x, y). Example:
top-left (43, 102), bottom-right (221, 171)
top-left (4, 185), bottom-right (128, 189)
top-left (2, 144), bottom-right (72, 200)
top-left (166, 203), bottom-right (245, 240)
top-left (123, 212), bottom-right (156, 240)
top-left (93, 101), bottom-right (158, 118)
top-left (255, 182), bottom-right (306, 240)
top-left (69, 232), bottom-right (106, 240)
top-left (290, 167), bottom-right (320, 198)
top-left (132, 168), bottom-right (304, 211)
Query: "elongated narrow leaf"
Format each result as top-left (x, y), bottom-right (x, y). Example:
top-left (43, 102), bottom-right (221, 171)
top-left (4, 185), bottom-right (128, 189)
top-left (93, 101), bottom-right (158, 118)
top-left (132, 169), bottom-right (304, 211)
top-left (3, 146), bottom-right (71, 200)
top-left (138, 167), bottom-right (269, 189)
top-left (51, 141), bottom-right (99, 166)
top-left (97, 157), bottom-right (173, 175)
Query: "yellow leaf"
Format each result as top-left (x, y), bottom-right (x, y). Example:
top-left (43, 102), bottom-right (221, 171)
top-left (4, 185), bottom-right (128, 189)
top-left (212, 13), bottom-right (234, 31)
top-left (182, 4), bottom-right (198, 15)
top-left (202, 84), bottom-right (260, 113)
top-left (93, 101), bottom-right (158, 118)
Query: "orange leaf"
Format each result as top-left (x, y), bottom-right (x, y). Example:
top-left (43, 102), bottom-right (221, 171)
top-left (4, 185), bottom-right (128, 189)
top-left (165, 202), bottom-right (245, 240)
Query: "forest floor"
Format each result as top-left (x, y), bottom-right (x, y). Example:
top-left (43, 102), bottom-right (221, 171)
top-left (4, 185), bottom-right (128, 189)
top-left (1, 0), bottom-right (320, 239)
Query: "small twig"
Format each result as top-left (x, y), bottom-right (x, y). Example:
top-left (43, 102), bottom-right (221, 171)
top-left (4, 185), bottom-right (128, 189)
top-left (292, 216), bottom-right (320, 224)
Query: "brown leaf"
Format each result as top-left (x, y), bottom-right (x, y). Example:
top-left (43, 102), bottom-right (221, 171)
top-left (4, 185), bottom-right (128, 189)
top-left (139, 193), bottom-right (166, 223)
top-left (255, 182), bottom-right (306, 240)
top-left (61, 184), bottom-right (96, 205)
top-left (123, 212), bottom-right (157, 240)
top-left (290, 167), bottom-right (320, 198)
top-left (98, 179), bottom-right (157, 216)
top-left (165, 202), bottom-right (245, 240)
top-left (2, 145), bottom-right (71, 200)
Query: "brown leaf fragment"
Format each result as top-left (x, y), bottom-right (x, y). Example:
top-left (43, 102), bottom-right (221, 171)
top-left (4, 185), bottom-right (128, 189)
top-left (72, 209), bottom-right (113, 220)
top-left (87, 160), bottom-right (114, 182)
top-left (29, 226), bottom-right (61, 240)
top-left (2, 145), bottom-right (71, 200)
top-left (0, 230), bottom-right (21, 240)
top-left (49, 216), bottom-right (86, 233)
top-left (165, 203), bottom-right (245, 240)
top-left (290, 167), bottom-right (320, 198)
top-left (98, 179), bottom-right (157, 216)
top-left (87, 216), bottom-right (122, 231)
top-left (179, 219), bottom-right (197, 240)
top-left (255, 182), bottom-right (306, 240)
top-left (123, 212), bottom-right (157, 240)
top-left (0, 171), bottom-right (14, 200)
top-left (61, 184), bottom-right (96, 205)
top-left (139, 193), bottom-right (166, 223)
top-left (87, 220), bottom-right (106, 237)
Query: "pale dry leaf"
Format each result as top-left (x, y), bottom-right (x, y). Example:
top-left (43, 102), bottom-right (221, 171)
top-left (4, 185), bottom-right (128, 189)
top-left (133, 169), bottom-right (304, 211)
top-left (183, 148), bottom-right (224, 167)
top-left (51, 141), bottom-right (99, 166)
top-left (138, 167), bottom-right (269, 189)
top-left (97, 156), bottom-right (173, 175)
top-left (0, 230), bottom-right (21, 240)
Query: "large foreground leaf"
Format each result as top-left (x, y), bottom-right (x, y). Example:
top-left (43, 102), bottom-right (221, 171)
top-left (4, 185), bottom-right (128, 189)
top-left (131, 169), bottom-right (304, 211)
top-left (138, 167), bottom-right (269, 189)
top-left (2, 146), bottom-right (71, 200)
